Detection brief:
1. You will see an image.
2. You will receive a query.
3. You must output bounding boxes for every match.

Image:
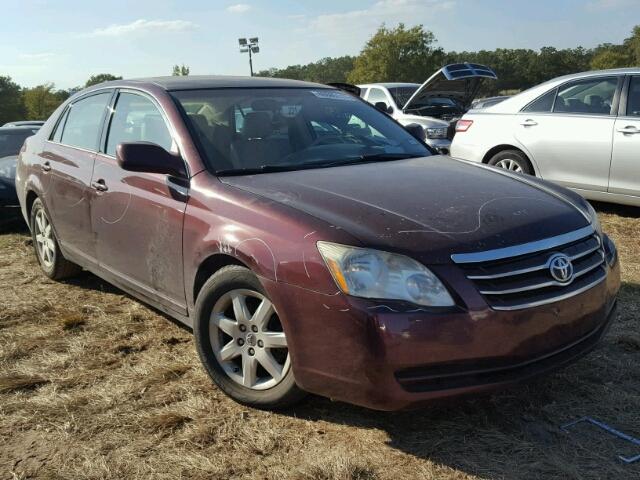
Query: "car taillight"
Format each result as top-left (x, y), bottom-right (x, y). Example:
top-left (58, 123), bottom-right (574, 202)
top-left (456, 120), bottom-right (473, 132)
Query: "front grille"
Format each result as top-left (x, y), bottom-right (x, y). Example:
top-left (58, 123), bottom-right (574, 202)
top-left (453, 228), bottom-right (606, 311)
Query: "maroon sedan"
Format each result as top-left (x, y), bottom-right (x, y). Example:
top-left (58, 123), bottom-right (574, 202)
top-left (15, 76), bottom-right (620, 410)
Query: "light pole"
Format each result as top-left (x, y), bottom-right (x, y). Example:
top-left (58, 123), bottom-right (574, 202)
top-left (238, 37), bottom-right (259, 76)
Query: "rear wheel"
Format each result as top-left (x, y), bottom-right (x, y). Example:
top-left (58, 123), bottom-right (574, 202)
top-left (488, 149), bottom-right (533, 175)
top-left (194, 265), bottom-right (306, 409)
top-left (30, 198), bottom-right (81, 280)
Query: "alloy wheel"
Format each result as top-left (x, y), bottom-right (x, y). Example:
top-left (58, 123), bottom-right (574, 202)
top-left (34, 209), bottom-right (55, 268)
top-left (495, 158), bottom-right (524, 173)
top-left (209, 289), bottom-right (290, 390)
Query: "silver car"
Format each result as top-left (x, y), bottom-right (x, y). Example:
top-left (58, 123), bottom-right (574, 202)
top-left (451, 68), bottom-right (640, 207)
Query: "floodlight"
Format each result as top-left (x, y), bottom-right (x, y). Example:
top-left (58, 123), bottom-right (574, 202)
top-left (238, 38), bottom-right (248, 46)
top-left (249, 37), bottom-right (259, 44)
top-left (251, 46), bottom-right (259, 53)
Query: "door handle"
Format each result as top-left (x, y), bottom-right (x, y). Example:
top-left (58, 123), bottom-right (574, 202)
top-left (41, 161), bottom-right (51, 172)
top-left (91, 179), bottom-right (108, 192)
top-left (520, 119), bottom-right (538, 127)
top-left (617, 125), bottom-right (640, 134)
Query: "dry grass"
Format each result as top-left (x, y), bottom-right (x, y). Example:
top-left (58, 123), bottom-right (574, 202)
top-left (0, 202), bottom-right (638, 480)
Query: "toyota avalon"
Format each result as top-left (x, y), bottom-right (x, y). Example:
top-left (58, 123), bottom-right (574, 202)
top-left (16, 76), bottom-right (620, 410)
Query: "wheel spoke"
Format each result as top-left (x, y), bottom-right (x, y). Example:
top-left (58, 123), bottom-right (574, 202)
top-left (44, 224), bottom-right (51, 237)
top-left (210, 314), bottom-right (237, 337)
top-left (256, 350), bottom-right (283, 381)
top-left (35, 234), bottom-right (45, 245)
top-left (251, 299), bottom-right (274, 329)
top-left (261, 331), bottom-right (287, 348)
top-left (219, 340), bottom-right (242, 361)
top-left (242, 354), bottom-right (257, 387)
top-left (35, 214), bottom-right (44, 233)
top-left (231, 293), bottom-right (251, 323)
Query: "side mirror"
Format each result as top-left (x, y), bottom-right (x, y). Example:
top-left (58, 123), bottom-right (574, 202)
top-left (404, 123), bottom-right (426, 142)
top-left (116, 142), bottom-right (186, 178)
top-left (374, 102), bottom-right (393, 115)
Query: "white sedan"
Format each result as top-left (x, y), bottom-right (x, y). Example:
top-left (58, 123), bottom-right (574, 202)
top-left (451, 68), bottom-right (640, 207)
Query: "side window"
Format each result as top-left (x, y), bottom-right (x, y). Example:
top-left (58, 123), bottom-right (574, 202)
top-left (51, 108), bottom-right (69, 143)
top-left (106, 92), bottom-right (173, 156)
top-left (553, 77), bottom-right (618, 115)
top-left (522, 89), bottom-right (556, 113)
top-left (367, 88), bottom-right (389, 106)
top-left (60, 93), bottom-right (111, 150)
top-left (626, 76), bottom-right (640, 117)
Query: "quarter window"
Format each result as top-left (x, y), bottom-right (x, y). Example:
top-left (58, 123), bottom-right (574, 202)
top-left (105, 92), bottom-right (173, 157)
top-left (60, 93), bottom-right (112, 150)
top-left (522, 89), bottom-right (556, 113)
top-left (51, 108), bottom-right (69, 143)
top-left (553, 77), bottom-right (618, 115)
top-left (626, 76), bottom-right (640, 117)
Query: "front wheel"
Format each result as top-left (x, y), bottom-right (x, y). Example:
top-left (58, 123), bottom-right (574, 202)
top-left (193, 265), bottom-right (306, 409)
top-left (487, 149), bottom-right (533, 175)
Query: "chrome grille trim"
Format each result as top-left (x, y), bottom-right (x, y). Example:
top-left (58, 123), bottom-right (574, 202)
top-left (455, 228), bottom-right (607, 310)
top-left (451, 225), bottom-right (595, 264)
top-left (467, 239), bottom-right (602, 280)
top-left (478, 253), bottom-right (604, 295)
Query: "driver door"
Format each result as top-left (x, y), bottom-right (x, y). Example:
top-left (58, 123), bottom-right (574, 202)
top-left (91, 90), bottom-right (189, 315)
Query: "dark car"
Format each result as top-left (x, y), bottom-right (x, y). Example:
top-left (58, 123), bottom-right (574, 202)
top-left (3, 121), bottom-right (46, 128)
top-left (1, 126), bottom-right (40, 216)
top-left (16, 76), bottom-right (620, 411)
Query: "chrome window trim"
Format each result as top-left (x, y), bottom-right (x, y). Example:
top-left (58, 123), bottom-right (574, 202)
top-left (451, 225), bottom-right (595, 264)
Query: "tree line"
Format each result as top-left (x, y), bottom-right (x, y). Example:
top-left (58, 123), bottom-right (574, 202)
top-left (0, 66), bottom-right (190, 125)
top-left (257, 23), bottom-right (640, 96)
top-left (2, 25), bottom-right (638, 125)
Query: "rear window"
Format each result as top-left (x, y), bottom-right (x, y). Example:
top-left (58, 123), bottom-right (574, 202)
top-left (0, 131), bottom-right (36, 157)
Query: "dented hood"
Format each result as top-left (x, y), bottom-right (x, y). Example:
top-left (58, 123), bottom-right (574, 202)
top-left (220, 157), bottom-right (589, 264)
top-left (403, 63), bottom-right (498, 113)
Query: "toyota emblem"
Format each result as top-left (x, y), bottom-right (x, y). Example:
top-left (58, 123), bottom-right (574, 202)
top-left (548, 254), bottom-right (574, 283)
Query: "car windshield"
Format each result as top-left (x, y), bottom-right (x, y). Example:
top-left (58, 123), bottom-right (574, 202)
top-left (171, 88), bottom-right (430, 175)
top-left (387, 86), bottom-right (419, 108)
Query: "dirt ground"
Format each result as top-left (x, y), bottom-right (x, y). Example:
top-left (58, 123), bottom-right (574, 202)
top-left (1, 202), bottom-right (639, 480)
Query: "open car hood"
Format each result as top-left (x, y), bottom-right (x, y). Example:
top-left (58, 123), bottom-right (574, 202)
top-left (403, 63), bottom-right (497, 113)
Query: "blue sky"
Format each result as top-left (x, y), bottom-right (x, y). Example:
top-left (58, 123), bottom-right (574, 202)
top-left (1, 0), bottom-right (638, 89)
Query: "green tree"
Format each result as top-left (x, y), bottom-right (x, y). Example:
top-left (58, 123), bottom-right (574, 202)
top-left (347, 24), bottom-right (444, 84)
top-left (590, 49), bottom-right (632, 70)
top-left (172, 64), bottom-right (190, 76)
top-left (0, 76), bottom-right (26, 124)
top-left (85, 73), bottom-right (122, 87)
top-left (623, 25), bottom-right (640, 65)
top-left (257, 56), bottom-right (356, 83)
top-left (23, 84), bottom-right (64, 120)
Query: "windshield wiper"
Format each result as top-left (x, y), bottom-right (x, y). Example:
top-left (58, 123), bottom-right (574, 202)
top-left (215, 153), bottom-right (420, 176)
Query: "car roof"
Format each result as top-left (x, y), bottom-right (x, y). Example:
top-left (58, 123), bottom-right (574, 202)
top-left (90, 75), bottom-right (327, 91)
top-left (358, 83), bottom-right (420, 89)
top-left (0, 126), bottom-right (41, 134)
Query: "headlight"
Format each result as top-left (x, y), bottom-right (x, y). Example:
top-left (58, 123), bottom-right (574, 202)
top-left (585, 202), bottom-right (602, 237)
top-left (425, 127), bottom-right (448, 139)
top-left (0, 158), bottom-right (16, 181)
top-left (317, 242), bottom-right (455, 307)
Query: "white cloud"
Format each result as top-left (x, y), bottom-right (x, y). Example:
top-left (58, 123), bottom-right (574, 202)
top-left (19, 52), bottom-right (57, 61)
top-left (86, 19), bottom-right (197, 37)
top-left (586, 0), bottom-right (637, 10)
top-left (226, 4), bottom-right (251, 14)
top-left (302, 0), bottom-right (456, 41)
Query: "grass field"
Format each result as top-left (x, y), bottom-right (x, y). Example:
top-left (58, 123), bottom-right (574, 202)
top-left (1, 202), bottom-right (638, 480)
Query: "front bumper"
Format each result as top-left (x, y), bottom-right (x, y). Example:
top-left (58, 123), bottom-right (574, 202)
top-left (262, 257), bottom-right (620, 411)
top-left (425, 137), bottom-right (451, 155)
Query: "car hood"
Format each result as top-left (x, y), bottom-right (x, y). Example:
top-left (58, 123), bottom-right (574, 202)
top-left (396, 113), bottom-right (449, 127)
top-left (220, 157), bottom-right (590, 264)
top-left (403, 63), bottom-right (498, 113)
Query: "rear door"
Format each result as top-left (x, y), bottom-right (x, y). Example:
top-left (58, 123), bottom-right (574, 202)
top-left (609, 75), bottom-right (640, 198)
top-left (91, 89), bottom-right (189, 315)
top-left (43, 91), bottom-right (113, 263)
top-left (514, 76), bottom-right (621, 192)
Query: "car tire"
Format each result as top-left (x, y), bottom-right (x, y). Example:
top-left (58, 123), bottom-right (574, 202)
top-left (488, 150), bottom-right (533, 175)
top-left (30, 198), bottom-right (81, 280)
top-left (193, 265), bottom-right (306, 409)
